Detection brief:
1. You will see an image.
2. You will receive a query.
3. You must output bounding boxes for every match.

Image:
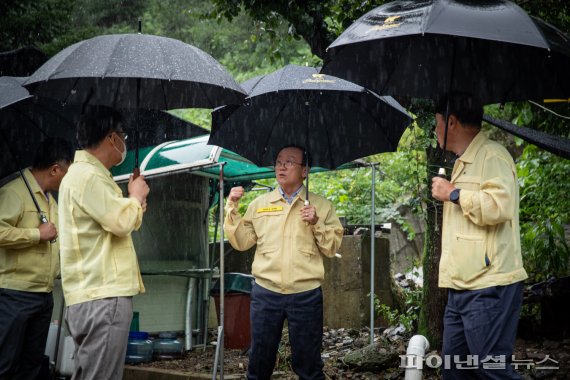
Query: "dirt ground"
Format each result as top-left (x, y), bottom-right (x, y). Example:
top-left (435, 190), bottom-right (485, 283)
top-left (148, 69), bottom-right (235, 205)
top-left (132, 327), bottom-right (570, 379)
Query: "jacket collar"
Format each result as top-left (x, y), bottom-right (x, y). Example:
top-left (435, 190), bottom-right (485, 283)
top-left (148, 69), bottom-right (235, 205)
top-left (74, 150), bottom-right (112, 178)
top-left (22, 167), bottom-right (47, 201)
top-left (268, 185), bottom-right (307, 204)
top-left (457, 131), bottom-right (487, 165)
top-left (451, 131), bottom-right (487, 183)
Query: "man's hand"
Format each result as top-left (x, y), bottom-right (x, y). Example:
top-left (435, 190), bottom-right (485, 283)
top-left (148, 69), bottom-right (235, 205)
top-left (300, 205), bottom-right (319, 225)
top-left (228, 186), bottom-right (245, 203)
top-left (39, 222), bottom-right (57, 242)
top-left (128, 174), bottom-right (150, 206)
top-left (431, 176), bottom-right (455, 202)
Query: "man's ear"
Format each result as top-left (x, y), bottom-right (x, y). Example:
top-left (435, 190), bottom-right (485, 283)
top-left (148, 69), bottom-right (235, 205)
top-left (302, 167), bottom-right (308, 179)
top-left (49, 164), bottom-right (59, 176)
top-left (448, 114), bottom-right (458, 129)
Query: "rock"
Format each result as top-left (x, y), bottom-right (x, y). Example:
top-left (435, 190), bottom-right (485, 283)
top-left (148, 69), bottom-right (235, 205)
top-left (342, 340), bottom-right (400, 372)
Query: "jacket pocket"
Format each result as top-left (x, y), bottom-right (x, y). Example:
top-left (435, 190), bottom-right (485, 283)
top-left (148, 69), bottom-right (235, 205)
top-left (294, 247), bottom-right (323, 281)
top-left (252, 246), bottom-right (279, 278)
top-left (449, 233), bottom-right (489, 283)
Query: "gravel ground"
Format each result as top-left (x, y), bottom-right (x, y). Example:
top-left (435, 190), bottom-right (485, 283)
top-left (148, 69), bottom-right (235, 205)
top-left (132, 327), bottom-right (570, 379)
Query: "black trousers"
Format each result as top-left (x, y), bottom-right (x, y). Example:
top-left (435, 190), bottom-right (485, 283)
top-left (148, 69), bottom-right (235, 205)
top-left (442, 282), bottom-right (524, 379)
top-left (0, 288), bottom-right (53, 380)
top-left (247, 284), bottom-right (324, 380)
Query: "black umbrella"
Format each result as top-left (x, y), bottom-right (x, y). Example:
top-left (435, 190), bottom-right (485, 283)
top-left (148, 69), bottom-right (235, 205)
top-left (0, 77), bottom-right (76, 183)
top-left (208, 64), bottom-right (412, 199)
top-left (321, 0), bottom-right (570, 105)
top-left (0, 76), bottom-right (76, 228)
top-left (0, 77), bottom-right (210, 182)
top-left (23, 33), bottom-right (245, 109)
top-left (23, 33), bottom-right (246, 174)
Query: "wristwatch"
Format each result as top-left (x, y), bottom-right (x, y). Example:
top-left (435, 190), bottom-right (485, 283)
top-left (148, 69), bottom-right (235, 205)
top-left (449, 188), bottom-right (461, 204)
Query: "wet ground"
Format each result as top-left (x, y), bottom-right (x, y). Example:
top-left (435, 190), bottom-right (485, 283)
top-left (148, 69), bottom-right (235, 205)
top-left (132, 327), bottom-right (570, 379)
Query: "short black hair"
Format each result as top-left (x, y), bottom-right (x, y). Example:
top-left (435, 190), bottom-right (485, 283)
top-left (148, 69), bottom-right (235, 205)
top-left (32, 137), bottom-right (74, 170)
top-left (435, 92), bottom-right (483, 127)
top-left (77, 106), bottom-right (124, 149)
top-left (276, 145), bottom-right (312, 167)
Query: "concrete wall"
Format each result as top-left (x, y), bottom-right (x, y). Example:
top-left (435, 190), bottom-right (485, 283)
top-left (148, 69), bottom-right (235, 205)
top-left (322, 235), bottom-right (391, 329)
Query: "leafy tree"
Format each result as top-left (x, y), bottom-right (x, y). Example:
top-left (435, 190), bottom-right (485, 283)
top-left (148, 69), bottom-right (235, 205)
top-left (0, 0), bottom-right (75, 51)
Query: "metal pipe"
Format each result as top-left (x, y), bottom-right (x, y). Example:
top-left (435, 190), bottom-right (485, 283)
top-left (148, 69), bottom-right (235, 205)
top-left (218, 163), bottom-right (225, 379)
top-left (370, 163), bottom-right (376, 344)
top-left (185, 277), bottom-right (196, 351)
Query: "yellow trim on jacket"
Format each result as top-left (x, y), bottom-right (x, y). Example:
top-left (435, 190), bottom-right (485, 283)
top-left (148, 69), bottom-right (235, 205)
top-left (58, 151), bottom-right (145, 305)
top-left (0, 168), bottom-right (59, 292)
top-left (224, 186), bottom-right (343, 294)
top-left (439, 132), bottom-right (528, 290)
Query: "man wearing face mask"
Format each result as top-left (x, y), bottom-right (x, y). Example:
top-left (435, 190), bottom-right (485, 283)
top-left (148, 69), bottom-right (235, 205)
top-left (58, 106), bottom-right (150, 380)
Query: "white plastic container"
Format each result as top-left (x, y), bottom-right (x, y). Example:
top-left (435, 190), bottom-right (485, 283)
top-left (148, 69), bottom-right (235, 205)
top-left (44, 320), bottom-right (65, 365)
top-left (57, 336), bottom-right (75, 376)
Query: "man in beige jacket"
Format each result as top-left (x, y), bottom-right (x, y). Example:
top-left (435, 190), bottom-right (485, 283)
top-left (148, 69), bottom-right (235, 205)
top-left (225, 145), bottom-right (343, 380)
top-left (58, 106), bottom-right (149, 380)
top-left (432, 93), bottom-right (527, 379)
top-left (0, 138), bottom-right (73, 380)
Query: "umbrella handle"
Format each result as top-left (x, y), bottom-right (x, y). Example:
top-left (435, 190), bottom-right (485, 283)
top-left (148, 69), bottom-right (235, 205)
top-left (39, 213), bottom-right (57, 244)
top-left (132, 167), bottom-right (140, 179)
top-left (437, 167), bottom-right (447, 178)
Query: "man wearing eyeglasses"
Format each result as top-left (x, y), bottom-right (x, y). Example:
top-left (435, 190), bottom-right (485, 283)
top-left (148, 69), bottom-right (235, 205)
top-left (225, 145), bottom-right (343, 380)
top-left (58, 106), bottom-right (149, 380)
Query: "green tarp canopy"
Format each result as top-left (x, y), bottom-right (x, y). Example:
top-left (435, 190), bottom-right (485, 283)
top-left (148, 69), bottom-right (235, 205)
top-left (111, 134), bottom-right (361, 182)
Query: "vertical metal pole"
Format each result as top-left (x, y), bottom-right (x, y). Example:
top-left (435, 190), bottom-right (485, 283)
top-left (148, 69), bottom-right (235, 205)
top-left (218, 163), bottom-right (225, 379)
top-left (370, 163), bottom-right (376, 344)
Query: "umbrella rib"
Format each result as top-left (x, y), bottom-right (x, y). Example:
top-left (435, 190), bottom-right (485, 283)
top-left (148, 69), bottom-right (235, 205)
top-left (111, 77), bottom-right (121, 109)
top-left (160, 78), bottom-right (169, 109)
top-left (320, 95), bottom-right (336, 169)
top-left (260, 96), bottom-right (290, 164)
top-left (197, 82), bottom-right (215, 109)
top-left (356, 92), bottom-right (397, 149)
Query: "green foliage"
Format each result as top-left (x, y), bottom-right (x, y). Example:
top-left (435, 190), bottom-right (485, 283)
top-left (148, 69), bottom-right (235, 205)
top-left (308, 121), bottom-right (429, 236)
top-left (517, 145), bottom-right (570, 281)
top-left (169, 109), bottom-right (212, 131)
top-left (373, 282), bottom-right (422, 333)
top-left (521, 218), bottom-right (570, 281)
top-left (0, 0), bottom-right (75, 51)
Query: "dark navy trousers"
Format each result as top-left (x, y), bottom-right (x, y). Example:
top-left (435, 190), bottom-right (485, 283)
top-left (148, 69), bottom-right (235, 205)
top-left (247, 283), bottom-right (324, 380)
top-left (442, 281), bottom-right (524, 379)
top-left (0, 288), bottom-right (53, 380)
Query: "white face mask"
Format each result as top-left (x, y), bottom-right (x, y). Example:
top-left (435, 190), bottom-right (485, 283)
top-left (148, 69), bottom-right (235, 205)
top-left (110, 133), bottom-right (127, 166)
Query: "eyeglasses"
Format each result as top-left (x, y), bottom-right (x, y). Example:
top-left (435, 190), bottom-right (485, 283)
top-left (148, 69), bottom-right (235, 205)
top-left (275, 159), bottom-right (303, 169)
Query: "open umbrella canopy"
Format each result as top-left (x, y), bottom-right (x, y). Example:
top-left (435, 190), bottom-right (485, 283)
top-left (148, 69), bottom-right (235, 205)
top-left (322, 0), bottom-right (570, 104)
top-left (0, 76), bottom-right (31, 107)
top-left (0, 76), bottom-right (77, 182)
top-left (0, 76), bottom-right (209, 182)
top-left (23, 33), bottom-right (246, 110)
top-left (208, 64), bottom-right (412, 169)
